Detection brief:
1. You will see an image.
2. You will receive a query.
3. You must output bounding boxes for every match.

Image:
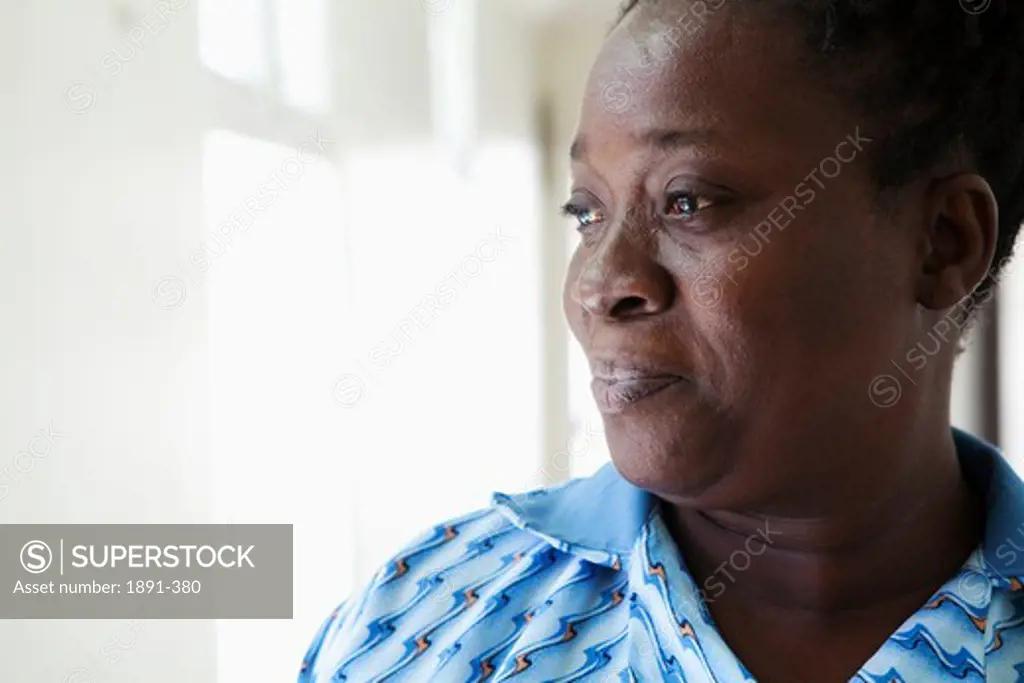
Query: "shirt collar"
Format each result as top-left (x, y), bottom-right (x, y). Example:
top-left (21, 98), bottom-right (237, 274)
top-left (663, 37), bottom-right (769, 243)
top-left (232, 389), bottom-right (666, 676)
top-left (955, 429), bottom-right (1024, 579)
top-left (491, 463), bottom-right (652, 568)
top-left (491, 428), bottom-right (1024, 576)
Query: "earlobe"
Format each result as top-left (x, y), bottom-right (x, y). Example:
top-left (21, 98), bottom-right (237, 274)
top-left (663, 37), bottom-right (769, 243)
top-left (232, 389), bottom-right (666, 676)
top-left (915, 174), bottom-right (999, 311)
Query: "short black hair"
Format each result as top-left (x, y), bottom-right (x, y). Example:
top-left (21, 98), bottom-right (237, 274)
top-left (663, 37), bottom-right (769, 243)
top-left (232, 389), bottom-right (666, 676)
top-left (615, 0), bottom-right (1024, 299)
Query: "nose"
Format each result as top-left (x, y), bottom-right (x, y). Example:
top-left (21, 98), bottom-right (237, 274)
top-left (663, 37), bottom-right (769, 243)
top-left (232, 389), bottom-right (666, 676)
top-left (570, 222), bottom-right (675, 321)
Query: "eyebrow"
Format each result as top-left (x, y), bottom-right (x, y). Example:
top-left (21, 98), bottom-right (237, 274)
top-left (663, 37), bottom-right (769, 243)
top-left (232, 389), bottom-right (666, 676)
top-left (569, 128), bottom-right (718, 162)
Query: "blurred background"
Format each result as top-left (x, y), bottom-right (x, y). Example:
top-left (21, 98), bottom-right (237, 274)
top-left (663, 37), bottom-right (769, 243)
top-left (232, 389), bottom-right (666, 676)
top-left (0, 0), bottom-right (1020, 681)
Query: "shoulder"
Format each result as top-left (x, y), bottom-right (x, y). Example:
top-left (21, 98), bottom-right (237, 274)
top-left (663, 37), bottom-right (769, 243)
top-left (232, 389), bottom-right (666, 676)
top-left (297, 504), bottom-right (562, 682)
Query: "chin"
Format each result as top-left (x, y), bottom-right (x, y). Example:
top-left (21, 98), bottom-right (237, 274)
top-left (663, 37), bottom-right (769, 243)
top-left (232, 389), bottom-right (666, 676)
top-left (601, 404), bottom-right (738, 504)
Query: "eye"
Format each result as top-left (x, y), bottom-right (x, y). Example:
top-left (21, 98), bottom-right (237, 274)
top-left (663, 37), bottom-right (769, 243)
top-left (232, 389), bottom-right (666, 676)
top-left (560, 201), bottom-right (605, 231)
top-left (664, 191), bottom-right (714, 219)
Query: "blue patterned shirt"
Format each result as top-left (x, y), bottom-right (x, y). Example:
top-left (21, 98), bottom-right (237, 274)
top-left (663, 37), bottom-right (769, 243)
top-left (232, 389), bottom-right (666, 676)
top-left (299, 430), bottom-right (1024, 681)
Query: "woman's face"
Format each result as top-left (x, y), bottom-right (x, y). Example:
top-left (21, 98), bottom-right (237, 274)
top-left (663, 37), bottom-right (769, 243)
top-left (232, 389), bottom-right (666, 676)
top-left (564, 4), bottom-right (927, 512)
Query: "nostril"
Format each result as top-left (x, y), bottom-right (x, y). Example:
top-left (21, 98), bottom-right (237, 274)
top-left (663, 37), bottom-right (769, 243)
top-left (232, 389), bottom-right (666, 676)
top-left (609, 295), bottom-right (650, 319)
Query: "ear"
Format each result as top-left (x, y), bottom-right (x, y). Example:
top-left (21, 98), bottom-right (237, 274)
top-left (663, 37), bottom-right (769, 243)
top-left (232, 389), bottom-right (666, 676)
top-left (915, 174), bottom-right (999, 311)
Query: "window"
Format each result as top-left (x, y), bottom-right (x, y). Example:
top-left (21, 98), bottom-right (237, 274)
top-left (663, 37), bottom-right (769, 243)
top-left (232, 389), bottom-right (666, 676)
top-left (199, 0), bottom-right (269, 87)
top-left (1000, 259), bottom-right (1024, 470)
top-left (274, 0), bottom-right (330, 113)
top-left (199, 1), bottom-right (337, 679)
top-left (199, 4), bottom-right (550, 679)
top-left (203, 128), bottom-right (350, 683)
top-left (199, 0), bottom-right (330, 113)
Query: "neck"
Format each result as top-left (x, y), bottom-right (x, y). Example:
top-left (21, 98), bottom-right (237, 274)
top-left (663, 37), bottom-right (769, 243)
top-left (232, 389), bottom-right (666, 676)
top-left (663, 429), bottom-right (984, 614)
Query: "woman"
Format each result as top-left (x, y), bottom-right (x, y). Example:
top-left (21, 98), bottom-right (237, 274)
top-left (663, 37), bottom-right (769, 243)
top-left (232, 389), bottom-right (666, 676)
top-left (299, 1), bottom-right (1024, 680)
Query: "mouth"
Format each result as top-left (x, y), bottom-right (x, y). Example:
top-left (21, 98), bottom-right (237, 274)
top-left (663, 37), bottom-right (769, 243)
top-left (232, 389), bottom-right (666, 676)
top-left (590, 371), bottom-right (686, 414)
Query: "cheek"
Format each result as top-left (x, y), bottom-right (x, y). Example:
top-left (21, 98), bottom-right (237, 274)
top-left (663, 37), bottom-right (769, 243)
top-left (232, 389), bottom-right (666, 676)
top-left (683, 286), bottom-right (757, 403)
top-left (700, 204), bottom-right (906, 396)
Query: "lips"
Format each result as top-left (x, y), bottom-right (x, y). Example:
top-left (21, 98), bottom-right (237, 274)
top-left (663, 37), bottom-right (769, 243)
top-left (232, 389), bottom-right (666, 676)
top-left (590, 365), bottom-right (687, 414)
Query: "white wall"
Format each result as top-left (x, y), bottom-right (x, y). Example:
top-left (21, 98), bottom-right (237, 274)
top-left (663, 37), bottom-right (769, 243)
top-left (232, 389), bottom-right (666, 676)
top-left (0, 0), bottom-right (216, 681)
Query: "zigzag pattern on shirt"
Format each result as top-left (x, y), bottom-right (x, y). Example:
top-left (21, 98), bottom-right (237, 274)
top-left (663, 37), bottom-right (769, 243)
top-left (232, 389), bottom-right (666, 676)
top-left (300, 507), bottom-right (1024, 682)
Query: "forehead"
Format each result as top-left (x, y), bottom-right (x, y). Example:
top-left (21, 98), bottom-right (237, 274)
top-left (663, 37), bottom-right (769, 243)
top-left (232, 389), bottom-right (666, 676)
top-left (577, 3), bottom-right (858, 168)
